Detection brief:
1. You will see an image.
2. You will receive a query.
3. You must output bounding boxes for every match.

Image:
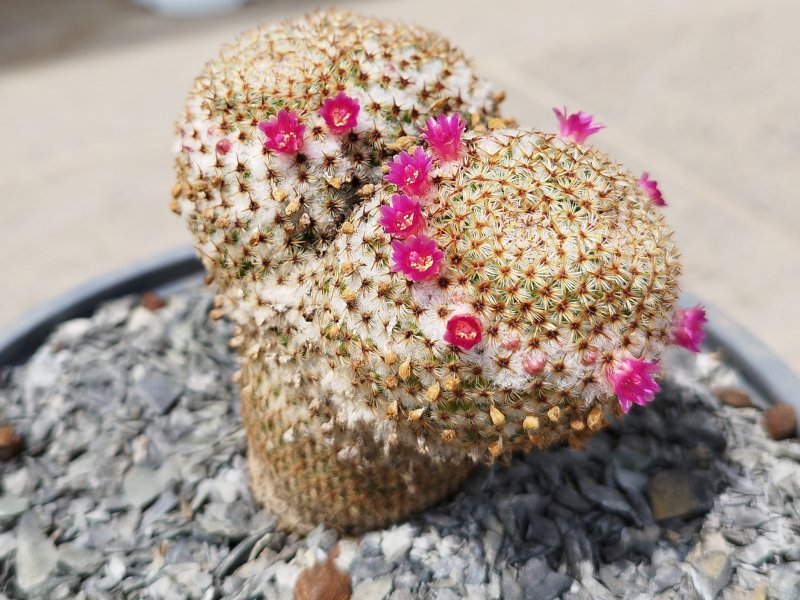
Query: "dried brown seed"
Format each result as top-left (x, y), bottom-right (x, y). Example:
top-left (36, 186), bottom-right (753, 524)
top-left (358, 184), bottom-right (375, 197)
top-left (443, 376), bottom-right (460, 391)
top-left (487, 117), bottom-right (506, 130)
top-left (587, 407), bottom-right (604, 431)
top-left (489, 405), bottom-right (506, 426)
top-left (386, 401), bottom-right (399, 419)
top-left (547, 406), bottom-right (561, 422)
top-left (488, 439), bottom-right (503, 458)
top-left (523, 415), bottom-right (540, 431)
top-left (440, 429), bottom-right (456, 442)
top-left (408, 408), bottom-right (424, 422)
top-left (398, 360), bottom-right (412, 380)
top-left (285, 200), bottom-right (300, 216)
top-left (386, 136), bottom-right (416, 151)
top-left (426, 383), bottom-right (441, 402)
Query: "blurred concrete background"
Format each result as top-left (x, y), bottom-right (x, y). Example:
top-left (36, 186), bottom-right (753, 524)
top-left (1, 0), bottom-right (798, 374)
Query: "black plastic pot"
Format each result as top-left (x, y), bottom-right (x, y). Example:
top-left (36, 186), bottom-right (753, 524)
top-left (1, 248), bottom-right (798, 419)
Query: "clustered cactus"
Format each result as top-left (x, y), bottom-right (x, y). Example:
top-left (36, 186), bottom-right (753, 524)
top-left (173, 10), bottom-right (707, 533)
top-left (172, 10), bottom-right (502, 326)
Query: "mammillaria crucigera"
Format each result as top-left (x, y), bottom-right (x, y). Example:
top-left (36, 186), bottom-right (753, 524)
top-left (173, 10), bottom-right (706, 533)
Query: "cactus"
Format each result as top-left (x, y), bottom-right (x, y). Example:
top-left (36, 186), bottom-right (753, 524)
top-left (173, 11), bottom-right (701, 534)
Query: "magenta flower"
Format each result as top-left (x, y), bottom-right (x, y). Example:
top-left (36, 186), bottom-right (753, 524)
top-left (379, 195), bottom-right (426, 239)
top-left (319, 92), bottom-right (360, 134)
top-left (421, 114), bottom-right (465, 162)
top-left (672, 305), bottom-right (707, 353)
top-left (444, 314), bottom-right (483, 350)
top-left (552, 107), bottom-right (604, 144)
top-left (384, 147), bottom-right (433, 199)
top-left (607, 358), bottom-right (661, 413)
top-left (638, 172), bottom-right (667, 207)
top-left (258, 109), bottom-right (305, 154)
top-left (390, 235), bottom-right (443, 282)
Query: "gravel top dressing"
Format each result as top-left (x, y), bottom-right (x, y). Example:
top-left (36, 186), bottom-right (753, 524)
top-left (1, 285), bottom-right (798, 599)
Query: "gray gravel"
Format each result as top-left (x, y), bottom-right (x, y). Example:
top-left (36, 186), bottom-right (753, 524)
top-left (1, 282), bottom-right (799, 599)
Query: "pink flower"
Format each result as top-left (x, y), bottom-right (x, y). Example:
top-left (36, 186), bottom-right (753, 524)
top-left (318, 92), bottom-right (360, 134)
top-left (379, 195), bottom-right (426, 239)
top-left (258, 109), bottom-right (305, 154)
top-left (502, 336), bottom-right (521, 351)
top-left (607, 358), bottom-right (661, 413)
top-left (421, 114), bottom-right (465, 162)
top-left (444, 314), bottom-right (483, 350)
top-left (522, 352), bottom-right (546, 374)
top-left (552, 107), bottom-right (604, 144)
top-left (384, 147), bottom-right (433, 199)
top-left (215, 139), bottom-right (232, 155)
top-left (638, 172), bottom-right (666, 207)
top-left (672, 305), bottom-right (707, 353)
top-left (390, 235), bottom-right (444, 282)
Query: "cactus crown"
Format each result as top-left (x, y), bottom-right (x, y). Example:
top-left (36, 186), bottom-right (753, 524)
top-left (173, 10), bottom-right (501, 324)
top-left (310, 127), bottom-right (681, 458)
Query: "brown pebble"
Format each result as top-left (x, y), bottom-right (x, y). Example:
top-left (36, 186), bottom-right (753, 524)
top-left (716, 388), bottom-right (753, 408)
top-left (0, 425), bottom-right (24, 461)
top-left (140, 291), bottom-right (166, 312)
top-left (294, 557), bottom-right (351, 600)
top-left (763, 403), bottom-right (797, 440)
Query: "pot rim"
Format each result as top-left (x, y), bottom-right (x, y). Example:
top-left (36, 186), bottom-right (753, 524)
top-left (1, 248), bottom-right (797, 420)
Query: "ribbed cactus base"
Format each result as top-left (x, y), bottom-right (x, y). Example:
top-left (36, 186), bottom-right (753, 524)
top-left (240, 362), bottom-right (475, 534)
